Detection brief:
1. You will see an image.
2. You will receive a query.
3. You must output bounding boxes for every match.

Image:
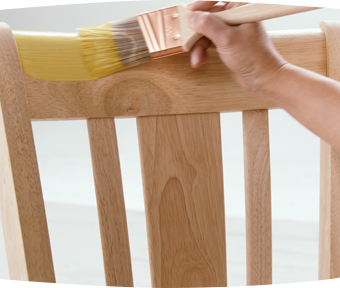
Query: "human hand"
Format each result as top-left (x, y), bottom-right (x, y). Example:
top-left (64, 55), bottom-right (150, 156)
top-left (188, 1), bottom-right (288, 93)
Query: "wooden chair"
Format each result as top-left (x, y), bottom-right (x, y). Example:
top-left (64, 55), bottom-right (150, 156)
top-left (0, 19), bottom-right (339, 287)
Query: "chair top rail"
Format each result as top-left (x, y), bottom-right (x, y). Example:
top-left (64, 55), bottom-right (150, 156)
top-left (17, 29), bottom-right (325, 121)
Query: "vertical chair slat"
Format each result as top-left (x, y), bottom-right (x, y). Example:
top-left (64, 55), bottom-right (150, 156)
top-left (87, 118), bottom-right (133, 287)
top-left (319, 21), bottom-right (340, 280)
top-left (137, 113), bottom-right (226, 287)
top-left (0, 23), bottom-right (55, 282)
top-left (319, 140), bottom-right (340, 279)
top-left (243, 109), bottom-right (272, 285)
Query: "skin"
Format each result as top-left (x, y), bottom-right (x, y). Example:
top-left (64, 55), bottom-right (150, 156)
top-left (188, 1), bottom-right (340, 152)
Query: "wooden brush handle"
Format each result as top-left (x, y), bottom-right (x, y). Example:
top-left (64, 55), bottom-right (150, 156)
top-left (180, 3), bottom-right (320, 52)
top-left (214, 0), bottom-right (340, 25)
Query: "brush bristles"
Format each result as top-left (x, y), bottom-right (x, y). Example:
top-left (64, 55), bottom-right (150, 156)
top-left (78, 17), bottom-right (151, 79)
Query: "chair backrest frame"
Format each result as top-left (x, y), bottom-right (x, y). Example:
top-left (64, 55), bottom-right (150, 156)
top-left (0, 20), bottom-right (338, 287)
top-left (319, 21), bottom-right (340, 280)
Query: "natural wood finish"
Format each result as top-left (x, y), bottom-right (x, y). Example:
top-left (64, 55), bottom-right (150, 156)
top-left (243, 110), bottom-right (272, 285)
top-left (0, 20), bottom-right (333, 286)
top-left (21, 29), bottom-right (326, 120)
top-left (319, 21), bottom-right (340, 280)
top-left (216, 4), bottom-right (319, 24)
top-left (319, 140), bottom-right (340, 279)
top-left (0, 23), bottom-right (55, 282)
top-left (179, 3), bottom-right (319, 52)
top-left (137, 113), bottom-right (226, 287)
top-left (321, 21), bottom-right (340, 81)
top-left (87, 118), bottom-right (133, 287)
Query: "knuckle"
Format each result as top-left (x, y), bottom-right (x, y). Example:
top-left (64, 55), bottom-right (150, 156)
top-left (215, 30), bottom-right (234, 49)
top-left (196, 12), bottom-right (214, 30)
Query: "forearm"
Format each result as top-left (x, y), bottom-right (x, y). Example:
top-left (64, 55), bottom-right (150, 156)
top-left (258, 63), bottom-right (340, 150)
top-left (187, 2), bottom-right (340, 151)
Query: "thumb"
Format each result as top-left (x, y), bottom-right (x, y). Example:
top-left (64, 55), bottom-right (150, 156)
top-left (188, 11), bottom-right (233, 49)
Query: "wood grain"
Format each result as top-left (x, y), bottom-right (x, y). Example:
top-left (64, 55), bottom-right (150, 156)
top-left (319, 140), bottom-right (340, 279)
top-left (0, 23), bottom-right (55, 282)
top-left (215, 4), bottom-right (319, 25)
top-left (319, 21), bottom-right (340, 280)
top-left (21, 29), bottom-right (325, 120)
top-left (243, 110), bottom-right (272, 285)
top-left (137, 113), bottom-right (226, 287)
top-left (87, 118), bottom-right (133, 287)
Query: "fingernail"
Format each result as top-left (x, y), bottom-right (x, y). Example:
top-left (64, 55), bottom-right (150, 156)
top-left (191, 51), bottom-right (200, 68)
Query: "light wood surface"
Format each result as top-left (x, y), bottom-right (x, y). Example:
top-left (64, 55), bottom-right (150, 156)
top-left (0, 23), bottom-right (55, 282)
top-left (179, 3), bottom-right (319, 52)
top-left (243, 110), bottom-right (272, 285)
top-left (87, 118), bottom-right (133, 287)
top-left (0, 20), bottom-right (332, 286)
top-left (319, 140), bottom-right (340, 280)
top-left (319, 21), bottom-right (340, 280)
top-left (137, 113), bottom-right (226, 287)
top-left (21, 29), bottom-right (325, 120)
top-left (215, 0), bottom-right (340, 25)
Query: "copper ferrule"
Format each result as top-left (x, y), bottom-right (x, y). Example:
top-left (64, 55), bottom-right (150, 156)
top-left (137, 6), bottom-right (183, 59)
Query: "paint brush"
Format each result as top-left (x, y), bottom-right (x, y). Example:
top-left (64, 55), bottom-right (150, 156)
top-left (13, 3), bottom-right (319, 81)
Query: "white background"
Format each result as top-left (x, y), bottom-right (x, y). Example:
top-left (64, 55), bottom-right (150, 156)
top-left (1, 0), bottom-right (340, 287)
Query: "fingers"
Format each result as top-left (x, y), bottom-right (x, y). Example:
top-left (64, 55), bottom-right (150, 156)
top-left (188, 1), bottom-right (250, 70)
top-left (188, 11), bottom-right (234, 50)
top-left (190, 37), bottom-right (211, 68)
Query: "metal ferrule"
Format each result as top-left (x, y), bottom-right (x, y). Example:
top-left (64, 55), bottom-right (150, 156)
top-left (137, 6), bottom-right (183, 59)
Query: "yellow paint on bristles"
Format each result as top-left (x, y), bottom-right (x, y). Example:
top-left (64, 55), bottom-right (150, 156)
top-left (77, 22), bottom-right (126, 80)
top-left (13, 22), bottom-right (126, 81)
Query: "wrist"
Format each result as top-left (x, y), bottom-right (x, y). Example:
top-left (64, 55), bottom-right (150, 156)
top-left (251, 59), bottom-right (291, 95)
